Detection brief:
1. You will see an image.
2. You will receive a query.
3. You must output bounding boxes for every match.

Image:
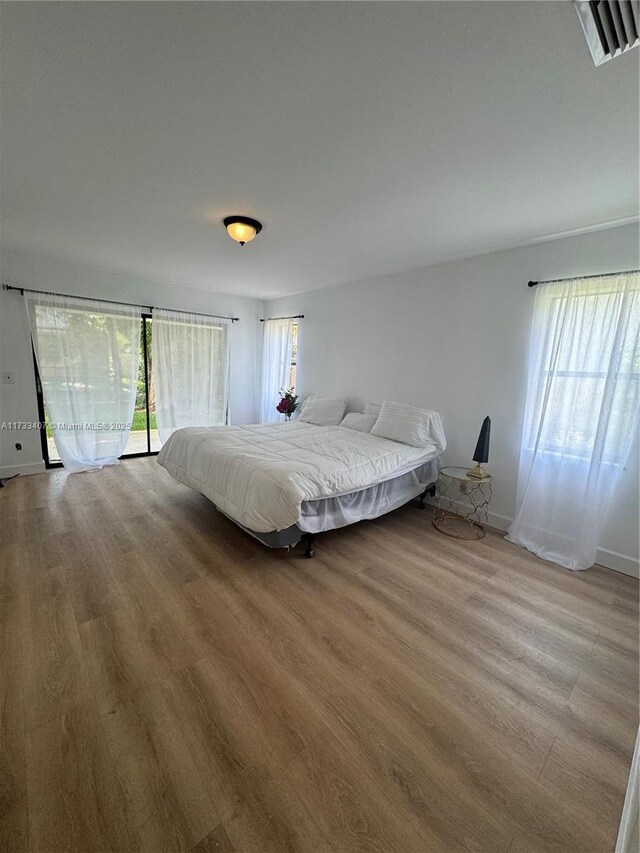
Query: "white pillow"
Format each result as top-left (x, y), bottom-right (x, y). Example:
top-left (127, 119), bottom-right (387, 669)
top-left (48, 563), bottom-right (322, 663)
top-left (364, 402), bottom-right (381, 416)
top-left (340, 412), bottom-right (377, 433)
top-left (371, 400), bottom-right (446, 449)
top-left (298, 396), bottom-right (347, 426)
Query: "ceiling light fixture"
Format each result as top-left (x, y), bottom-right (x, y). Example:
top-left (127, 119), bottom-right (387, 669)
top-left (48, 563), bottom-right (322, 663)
top-left (223, 215), bottom-right (262, 246)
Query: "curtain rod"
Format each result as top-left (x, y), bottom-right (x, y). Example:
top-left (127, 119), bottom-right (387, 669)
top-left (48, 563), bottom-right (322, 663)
top-left (528, 269), bottom-right (640, 287)
top-left (2, 283), bottom-right (240, 321)
top-left (259, 314), bottom-right (304, 323)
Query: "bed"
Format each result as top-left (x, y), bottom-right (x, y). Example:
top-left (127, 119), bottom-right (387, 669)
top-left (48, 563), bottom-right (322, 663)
top-left (157, 418), bottom-right (446, 556)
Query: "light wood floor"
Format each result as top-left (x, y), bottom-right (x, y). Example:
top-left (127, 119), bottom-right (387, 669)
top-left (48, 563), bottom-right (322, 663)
top-left (1, 457), bottom-right (637, 853)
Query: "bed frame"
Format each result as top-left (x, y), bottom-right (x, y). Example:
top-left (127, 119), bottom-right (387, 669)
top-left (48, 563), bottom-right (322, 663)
top-left (219, 482), bottom-right (437, 558)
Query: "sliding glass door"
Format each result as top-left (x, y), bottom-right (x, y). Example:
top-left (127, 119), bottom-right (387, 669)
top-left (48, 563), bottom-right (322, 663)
top-left (36, 313), bottom-right (160, 468)
top-left (122, 315), bottom-right (162, 456)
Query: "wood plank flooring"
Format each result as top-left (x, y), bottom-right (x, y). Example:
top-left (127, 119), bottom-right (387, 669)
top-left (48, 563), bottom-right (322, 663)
top-left (0, 457), bottom-right (637, 852)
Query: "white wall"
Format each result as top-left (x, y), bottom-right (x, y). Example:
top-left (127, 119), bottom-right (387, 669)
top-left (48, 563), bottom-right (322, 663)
top-left (0, 247), bottom-right (263, 477)
top-left (266, 224), bottom-right (640, 576)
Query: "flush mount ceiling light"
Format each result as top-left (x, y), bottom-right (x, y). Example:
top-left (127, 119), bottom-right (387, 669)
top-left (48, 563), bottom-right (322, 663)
top-left (223, 216), bottom-right (262, 246)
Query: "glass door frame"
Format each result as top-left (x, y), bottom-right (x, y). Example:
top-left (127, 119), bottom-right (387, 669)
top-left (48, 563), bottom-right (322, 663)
top-left (35, 312), bottom-right (159, 469)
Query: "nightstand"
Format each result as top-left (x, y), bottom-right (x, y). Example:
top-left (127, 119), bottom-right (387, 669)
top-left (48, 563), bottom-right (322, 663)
top-left (432, 466), bottom-right (493, 540)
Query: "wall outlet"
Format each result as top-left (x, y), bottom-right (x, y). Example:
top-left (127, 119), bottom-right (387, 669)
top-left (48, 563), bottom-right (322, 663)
top-left (2, 371), bottom-right (15, 384)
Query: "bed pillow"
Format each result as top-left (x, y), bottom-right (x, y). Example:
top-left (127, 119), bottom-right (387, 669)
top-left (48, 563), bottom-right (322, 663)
top-left (363, 402), bottom-right (381, 416)
top-left (371, 400), bottom-right (445, 448)
top-left (340, 412), bottom-right (378, 433)
top-left (298, 395), bottom-right (347, 426)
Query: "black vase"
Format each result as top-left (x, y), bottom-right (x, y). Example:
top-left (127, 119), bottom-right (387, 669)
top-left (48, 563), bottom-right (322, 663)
top-left (468, 416), bottom-right (491, 479)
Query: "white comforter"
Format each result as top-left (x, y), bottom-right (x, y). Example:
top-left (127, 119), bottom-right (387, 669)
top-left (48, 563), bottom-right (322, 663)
top-left (157, 421), bottom-right (446, 532)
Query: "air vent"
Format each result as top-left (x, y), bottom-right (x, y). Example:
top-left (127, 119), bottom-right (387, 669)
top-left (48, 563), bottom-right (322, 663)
top-left (575, 1), bottom-right (640, 65)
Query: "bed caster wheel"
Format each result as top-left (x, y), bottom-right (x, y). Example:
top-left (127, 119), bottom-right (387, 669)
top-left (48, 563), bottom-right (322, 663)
top-left (302, 534), bottom-right (315, 558)
top-left (305, 548), bottom-right (315, 559)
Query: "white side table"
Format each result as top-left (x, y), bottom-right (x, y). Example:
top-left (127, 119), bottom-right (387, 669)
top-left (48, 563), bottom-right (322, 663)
top-left (432, 466), bottom-right (493, 540)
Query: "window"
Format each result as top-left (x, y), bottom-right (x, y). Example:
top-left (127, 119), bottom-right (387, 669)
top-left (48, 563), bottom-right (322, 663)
top-left (28, 294), bottom-right (142, 472)
top-left (35, 313), bottom-right (160, 467)
top-left (30, 297), bottom-right (232, 469)
top-left (526, 282), bottom-right (640, 463)
top-left (152, 309), bottom-right (231, 444)
top-left (288, 322), bottom-right (298, 391)
top-left (508, 272), bottom-right (640, 570)
top-left (260, 318), bottom-right (298, 423)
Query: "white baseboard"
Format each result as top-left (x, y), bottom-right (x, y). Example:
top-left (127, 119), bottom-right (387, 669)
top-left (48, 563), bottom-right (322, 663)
top-left (428, 499), bottom-right (639, 578)
top-left (595, 548), bottom-right (639, 579)
top-left (485, 509), bottom-right (512, 533)
top-left (0, 460), bottom-right (46, 478)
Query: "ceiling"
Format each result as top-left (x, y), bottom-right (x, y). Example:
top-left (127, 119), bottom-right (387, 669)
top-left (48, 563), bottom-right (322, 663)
top-left (1, 1), bottom-right (638, 299)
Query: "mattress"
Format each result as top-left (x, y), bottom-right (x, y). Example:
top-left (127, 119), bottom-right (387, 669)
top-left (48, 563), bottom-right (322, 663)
top-left (221, 460), bottom-right (439, 549)
top-left (157, 420), bottom-right (445, 533)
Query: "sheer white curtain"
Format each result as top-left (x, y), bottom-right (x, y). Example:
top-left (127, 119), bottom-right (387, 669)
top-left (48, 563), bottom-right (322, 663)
top-left (153, 309), bottom-right (230, 444)
top-left (507, 273), bottom-right (640, 570)
top-left (26, 293), bottom-right (142, 473)
top-left (260, 318), bottom-right (296, 423)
